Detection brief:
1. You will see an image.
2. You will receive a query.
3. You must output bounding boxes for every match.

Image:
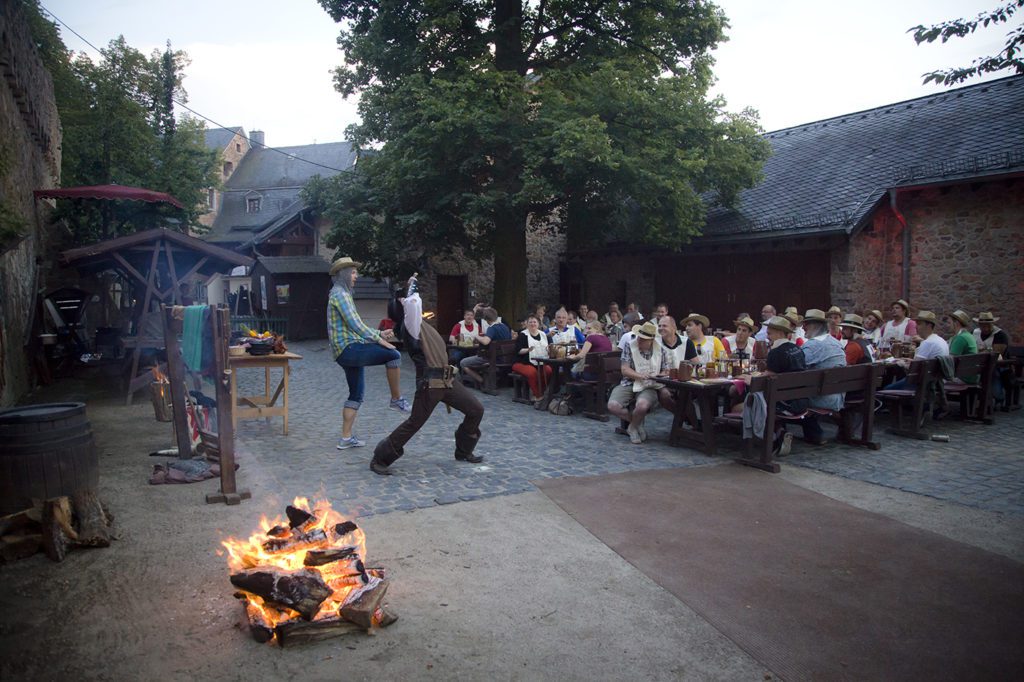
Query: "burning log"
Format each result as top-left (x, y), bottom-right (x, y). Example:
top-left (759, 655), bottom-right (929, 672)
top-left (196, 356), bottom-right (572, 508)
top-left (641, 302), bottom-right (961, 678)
top-left (235, 593), bottom-right (277, 643)
top-left (274, 616), bottom-right (364, 647)
top-left (286, 505), bottom-right (313, 529)
top-left (230, 568), bottom-right (332, 621)
top-left (261, 528), bottom-right (328, 554)
top-left (304, 546), bottom-right (358, 567)
top-left (340, 577), bottom-right (390, 629)
top-left (374, 604), bottom-right (399, 628)
top-left (266, 525), bottom-right (288, 538)
top-left (332, 521), bottom-right (359, 539)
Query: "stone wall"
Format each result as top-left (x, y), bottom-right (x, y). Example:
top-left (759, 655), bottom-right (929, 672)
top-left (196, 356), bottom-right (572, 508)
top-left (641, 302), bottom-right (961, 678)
top-left (833, 177), bottom-right (1024, 342)
top-left (0, 1), bottom-right (62, 406)
top-left (198, 131), bottom-right (251, 228)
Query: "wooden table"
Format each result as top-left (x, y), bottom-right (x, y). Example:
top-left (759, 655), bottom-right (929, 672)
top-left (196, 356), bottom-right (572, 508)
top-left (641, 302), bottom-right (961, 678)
top-left (229, 351), bottom-right (303, 435)
top-left (659, 376), bottom-right (736, 454)
top-left (534, 356), bottom-right (577, 412)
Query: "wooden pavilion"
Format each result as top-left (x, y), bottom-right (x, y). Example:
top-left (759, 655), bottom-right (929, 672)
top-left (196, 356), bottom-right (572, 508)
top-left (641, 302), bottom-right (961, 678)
top-left (60, 228), bottom-right (253, 403)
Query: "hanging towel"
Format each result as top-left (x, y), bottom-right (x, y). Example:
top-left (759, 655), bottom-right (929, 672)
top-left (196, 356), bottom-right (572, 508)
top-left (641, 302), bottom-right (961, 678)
top-left (182, 305), bottom-right (206, 372)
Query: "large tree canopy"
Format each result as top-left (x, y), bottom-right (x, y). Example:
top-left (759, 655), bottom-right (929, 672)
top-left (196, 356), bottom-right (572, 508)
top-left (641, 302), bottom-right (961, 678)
top-left (27, 3), bottom-right (219, 244)
top-left (911, 1), bottom-right (1024, 85)
top-left (310, 0), bottom-right (770, 317)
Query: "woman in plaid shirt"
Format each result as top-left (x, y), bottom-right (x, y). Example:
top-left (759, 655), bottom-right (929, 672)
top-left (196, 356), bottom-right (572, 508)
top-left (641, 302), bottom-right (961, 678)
top-left (328, 257), bottom-right (412, 450)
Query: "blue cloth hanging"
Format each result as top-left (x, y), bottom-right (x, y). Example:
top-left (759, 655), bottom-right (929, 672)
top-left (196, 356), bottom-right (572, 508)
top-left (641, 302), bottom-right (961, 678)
top-left (181, 305), bottom-right (207, 372)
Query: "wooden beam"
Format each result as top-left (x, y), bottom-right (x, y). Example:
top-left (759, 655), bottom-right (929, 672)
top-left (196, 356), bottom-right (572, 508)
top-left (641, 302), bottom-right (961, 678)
top-left (162, 305), bottom-right (193, 459)
top-left (164, 240), bottom-right (181, 302)
top-left (111, 251), bottom-right (149, 288)
top-left (178, 256), bottom-right (210, 285)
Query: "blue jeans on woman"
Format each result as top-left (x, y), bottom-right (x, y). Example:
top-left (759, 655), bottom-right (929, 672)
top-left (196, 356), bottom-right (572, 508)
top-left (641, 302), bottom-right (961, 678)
top-left (336, 343), bottom-right (401, 409)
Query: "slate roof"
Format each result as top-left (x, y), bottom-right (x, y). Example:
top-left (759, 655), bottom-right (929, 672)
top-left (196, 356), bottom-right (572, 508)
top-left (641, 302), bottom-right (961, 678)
top-left (204, 126), bottom-right (245, 152)
top-left (703, 75), bottom-right (1024, 240)
top-left (204, 141), bottom-right (357, 245)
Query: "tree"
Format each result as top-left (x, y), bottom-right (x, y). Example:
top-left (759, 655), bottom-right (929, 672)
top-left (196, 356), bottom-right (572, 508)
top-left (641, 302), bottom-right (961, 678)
top-left (25, 4), bottom-right (219, 243)
top-left (911, 1), bottom-right (1024, 85)
top-left (310, 0), bottom-right (770, 318)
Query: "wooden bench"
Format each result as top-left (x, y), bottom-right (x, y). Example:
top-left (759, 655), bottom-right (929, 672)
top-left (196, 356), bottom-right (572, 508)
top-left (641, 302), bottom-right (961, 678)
top-left (565, 351), bottom-right (622, 421)
top-left (735, 364), bottom-right (882, 473)
top-left (468, 339), bottom-right (518, 395)
top-left (877, 358), bottom-right (941, 439)
top-left (1005, 345), bottom-right (1024, 410)
top-left (943, 352), bottom-right (996, 424)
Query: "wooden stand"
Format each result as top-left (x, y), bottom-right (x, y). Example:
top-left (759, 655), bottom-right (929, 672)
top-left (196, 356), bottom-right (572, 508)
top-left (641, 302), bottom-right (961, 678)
top-left (161, 304), bottom-right (250, 505)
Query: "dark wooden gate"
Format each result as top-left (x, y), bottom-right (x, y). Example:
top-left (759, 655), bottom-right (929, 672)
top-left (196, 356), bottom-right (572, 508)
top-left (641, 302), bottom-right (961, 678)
top-left (436, 275), bottom-right (468, 339)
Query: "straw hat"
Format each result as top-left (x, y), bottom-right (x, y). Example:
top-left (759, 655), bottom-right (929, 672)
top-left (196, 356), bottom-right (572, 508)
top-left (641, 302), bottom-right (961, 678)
top-left (915, 310), bottom-right (938, 325)
top-left (826, 305), bottom-right (842, 316)
top-left (784, 306), bottom-right (799, 315)
top-left (803, 308), bottom-right (828, 324)
top-left (866, 309), bottom-right (884, 323)
top-left (839, 313), bottom-right (865, 332)
top-left (891, 299), bottom-right (911, 314)
top-left (949, 310), bottom-right (972, 328)
top-left (783, 311), bottom-right (802, 326)
top-left (632, 321), bottom-right (658, 340)
top-left (734, 315), bottom-right (758, 331)
top-left (680, 313), bottom-right (710, 329)
top-left (765, 316), bottom-right (794, 334)
top-left (973, 311), bottom-right (999, 323)
top-left (329, 256), bottom-right (362, 276)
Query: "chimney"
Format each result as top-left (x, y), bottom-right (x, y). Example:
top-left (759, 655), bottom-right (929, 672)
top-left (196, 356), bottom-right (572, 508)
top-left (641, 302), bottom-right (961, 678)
top-left (250, 130), bottom-right (265, 147)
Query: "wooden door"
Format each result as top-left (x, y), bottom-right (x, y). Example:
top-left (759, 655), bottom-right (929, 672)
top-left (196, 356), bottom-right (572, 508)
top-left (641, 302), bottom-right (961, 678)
top-left (436, 275), bottom-right (468, 339)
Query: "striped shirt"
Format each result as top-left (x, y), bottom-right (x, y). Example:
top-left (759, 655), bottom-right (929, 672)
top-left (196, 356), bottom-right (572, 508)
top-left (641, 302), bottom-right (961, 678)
top-left (328, 287), bottom-right (380, 358)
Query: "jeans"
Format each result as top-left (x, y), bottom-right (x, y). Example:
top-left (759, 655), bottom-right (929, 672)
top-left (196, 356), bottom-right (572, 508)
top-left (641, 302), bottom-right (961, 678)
top-left (336, 343), bottom-right (402, 409)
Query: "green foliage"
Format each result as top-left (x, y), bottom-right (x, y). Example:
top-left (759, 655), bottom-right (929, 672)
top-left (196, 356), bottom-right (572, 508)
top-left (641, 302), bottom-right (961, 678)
top-left (312, 0), bottom-right (770, 313)
top-left (911, 1), bottom-right (1024, 85)
top-left (23, 4), bottom-right (218, 244)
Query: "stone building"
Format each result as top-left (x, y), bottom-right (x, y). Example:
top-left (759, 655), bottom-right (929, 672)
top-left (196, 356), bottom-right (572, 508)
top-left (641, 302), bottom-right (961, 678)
top-left (565, 75), bottom-right (1024, 342)
top-left (198, 125), bottom-right (251, 229)
top-left (0, 1), bottom-right (62, 406)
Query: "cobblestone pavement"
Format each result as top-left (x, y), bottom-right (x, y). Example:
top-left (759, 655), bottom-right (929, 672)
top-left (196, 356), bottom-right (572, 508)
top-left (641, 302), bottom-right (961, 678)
top-left (233, 341), bottom-right (1023, 518)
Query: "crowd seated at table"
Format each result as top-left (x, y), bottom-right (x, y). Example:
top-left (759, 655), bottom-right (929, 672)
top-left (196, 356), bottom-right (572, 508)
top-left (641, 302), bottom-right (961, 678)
top-left (436, 297), bottom-right (1012, 454)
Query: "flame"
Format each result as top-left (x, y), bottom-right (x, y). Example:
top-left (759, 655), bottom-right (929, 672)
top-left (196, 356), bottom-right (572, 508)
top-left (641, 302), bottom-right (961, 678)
top-left (151, 364), bottom-right (168, 383)
top-left (222, 496), bottom-right (368, 629)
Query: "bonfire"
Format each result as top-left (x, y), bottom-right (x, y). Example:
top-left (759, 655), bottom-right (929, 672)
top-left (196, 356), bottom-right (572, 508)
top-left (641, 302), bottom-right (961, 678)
top-left (222, 496), bottom-right (396, 645)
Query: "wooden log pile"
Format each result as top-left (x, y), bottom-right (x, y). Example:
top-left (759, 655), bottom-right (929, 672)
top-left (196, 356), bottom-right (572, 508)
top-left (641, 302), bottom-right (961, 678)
top-left (225, 501), bottom-right (397, 646)
top-left (0, 492), bottom-right (117, 563)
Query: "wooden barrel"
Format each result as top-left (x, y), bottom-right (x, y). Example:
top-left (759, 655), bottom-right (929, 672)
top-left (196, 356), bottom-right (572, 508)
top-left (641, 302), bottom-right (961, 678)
top-left (0, 402), bottom-right (99, 515)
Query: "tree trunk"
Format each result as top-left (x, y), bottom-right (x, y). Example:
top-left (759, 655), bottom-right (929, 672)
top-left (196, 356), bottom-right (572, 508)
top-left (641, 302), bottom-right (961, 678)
top-left (492, 208), bottom-right (528, 323)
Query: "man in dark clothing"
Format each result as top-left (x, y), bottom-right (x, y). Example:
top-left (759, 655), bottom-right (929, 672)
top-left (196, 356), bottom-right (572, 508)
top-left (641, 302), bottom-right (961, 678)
top-left (370, 276), bottom-right (485, 475)
top-left (459, 308), bottom-right (511, 385)
top-left (744, 315), bottom-right (807, 456)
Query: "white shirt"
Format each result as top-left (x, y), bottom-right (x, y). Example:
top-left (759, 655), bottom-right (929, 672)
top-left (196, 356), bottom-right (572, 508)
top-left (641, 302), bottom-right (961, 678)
top-left (915, 333), bottom-right (949, 360)
top-left (618, 331), bottom-right (636, 350)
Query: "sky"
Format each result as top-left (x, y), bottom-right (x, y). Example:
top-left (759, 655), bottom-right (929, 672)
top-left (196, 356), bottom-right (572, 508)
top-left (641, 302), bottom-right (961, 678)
top-left (41, 0), bottom-right (1015, 147)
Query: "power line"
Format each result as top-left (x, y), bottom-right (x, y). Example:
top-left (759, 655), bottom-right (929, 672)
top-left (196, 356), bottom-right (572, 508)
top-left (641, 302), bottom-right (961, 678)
top-left (37, 2), bottom-right (358, 176)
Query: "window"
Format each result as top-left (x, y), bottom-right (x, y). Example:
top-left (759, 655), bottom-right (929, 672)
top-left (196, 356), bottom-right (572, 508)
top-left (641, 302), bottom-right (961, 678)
top-left (223, 161), bottom-right (233, 175)
top-left (206, 189), bottom-right (215, 209)
top-left (247, 196), bottom-right (261, 213)
top-left (235, 143), bottom-right (241, 153)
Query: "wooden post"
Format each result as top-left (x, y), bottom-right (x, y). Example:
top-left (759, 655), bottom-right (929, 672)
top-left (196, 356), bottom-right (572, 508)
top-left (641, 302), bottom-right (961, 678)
top-left (161, 305), bottom-right (193, 459)
top-left (207, 306), bottom-right (250, 505)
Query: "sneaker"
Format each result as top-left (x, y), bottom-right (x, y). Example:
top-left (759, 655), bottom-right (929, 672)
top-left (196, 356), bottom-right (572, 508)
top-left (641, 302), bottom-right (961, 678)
top-left (638, 424), bottom-right (648, 442)
top-left (779, 432), bottom-right (793, 456)
top-left (627, 425), bottom-right (642, 445)
top-left (389, 397), bottom-right (412, 413)
top-left (337, 435), bottom-right (366, 450)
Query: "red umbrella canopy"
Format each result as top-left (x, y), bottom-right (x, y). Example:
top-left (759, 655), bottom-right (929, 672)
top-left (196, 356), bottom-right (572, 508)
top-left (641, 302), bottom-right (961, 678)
top-left (34, 184), bottom-right (184, 209)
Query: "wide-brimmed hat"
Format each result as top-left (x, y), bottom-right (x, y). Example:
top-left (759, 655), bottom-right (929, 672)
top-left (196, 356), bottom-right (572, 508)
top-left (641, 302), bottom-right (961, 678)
top-left (891, 299), bottom-right (911, 314)
top-left (826, 305), bottom-right (842, 316)
top-left (329, 256), bottom-right (362, 276)
top-left (632, 321), bottom-right (658, 340)
top-left (765, 316), bottom-right (794, 334)
top-left (734, 315), bottom-right (758, 331)
top-left (949, 310), bottom-right (972, 328)
top-left (973, 311), bottom-right (999, 323)
top-left (803, 308), bottom-right (828, 324)
top-left (839, 313), bottom-right (865, 331)
top-left (680, 313), bottom-right (710, 329)
top-left (784, 306), bottom-right (799, 316)
top-left (865, 309), bottom-right (884, 323)
top-left (915, 310), bottom-right (938, 326)
top-left (783, 311), bottom-right (803, 326)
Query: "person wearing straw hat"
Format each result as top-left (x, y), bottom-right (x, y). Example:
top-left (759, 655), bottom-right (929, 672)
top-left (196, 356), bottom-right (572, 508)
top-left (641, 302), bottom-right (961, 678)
top-left (973, 311), bottom-right (1011, 407)
top-left (798, 309), bottom-right (847, 445)
top-left (681, 313), bottom-right (725, 366)
top-left (862, 309), bottom-right (884, 346)
top-left (947, 310), bottom-right (979, 358)
top-left (881, 299), bottom-right (917, 345)
top-left (826, 306), bottom-right (843, 341)
top-left (782, 307), bottom-right (806, 346)
top-left (607, 320), bottom-right (671, 445)
top-left (882, 311), bottom-right (950, 400)
top-left (840, 314), bottom-right (874, 366)
top-left (328, 257), bottom-right (413, 451)
top-left (740, 315), bottom-right (806, 456)
top-left (723, 315), bottom-right (758, 359)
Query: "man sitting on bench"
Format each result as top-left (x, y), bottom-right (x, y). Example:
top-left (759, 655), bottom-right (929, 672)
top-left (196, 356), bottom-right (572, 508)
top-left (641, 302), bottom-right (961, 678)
top-left (798, 309), bottom-right (847, 445)
top-left (459, 308), bottom-right (511, 385)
